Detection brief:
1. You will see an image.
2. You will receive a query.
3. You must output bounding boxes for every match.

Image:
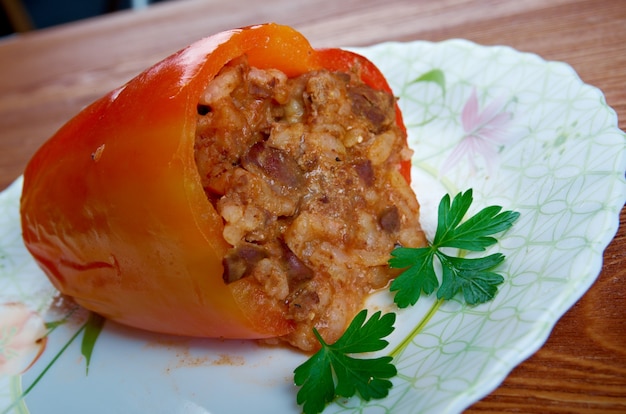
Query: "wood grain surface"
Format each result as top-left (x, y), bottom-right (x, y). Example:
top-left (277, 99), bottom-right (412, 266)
top-left (1, 0), bottom-right (624, 411)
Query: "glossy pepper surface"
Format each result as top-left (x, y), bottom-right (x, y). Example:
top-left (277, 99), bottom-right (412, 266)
top-left (20, 23), bottom-right (410, 340)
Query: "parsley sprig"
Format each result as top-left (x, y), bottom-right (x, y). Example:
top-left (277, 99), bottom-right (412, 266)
top-left (293, 310), bottom-right (397, 414)
top-left (389, 189), bottom-right (520, 307)
top-left (293, 189), bottom-right (519, 414)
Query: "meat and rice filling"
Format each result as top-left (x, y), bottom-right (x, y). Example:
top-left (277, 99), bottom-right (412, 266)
top-left (194, 56), bottom-right (426, 351)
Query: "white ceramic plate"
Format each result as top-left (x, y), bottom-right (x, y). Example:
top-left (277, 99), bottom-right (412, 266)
top-left (1, 39), bottom-right (625, 414)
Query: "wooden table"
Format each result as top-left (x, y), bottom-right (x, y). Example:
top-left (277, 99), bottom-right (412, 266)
top-left (1, 0), bottom-right (624, 411)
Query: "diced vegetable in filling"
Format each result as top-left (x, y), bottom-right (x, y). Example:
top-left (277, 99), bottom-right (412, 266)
top-left (194, 56), bottom-right (426, 351)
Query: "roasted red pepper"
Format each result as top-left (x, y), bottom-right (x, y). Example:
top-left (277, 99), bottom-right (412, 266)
top-left (20, 23), bottom-right (410, 340)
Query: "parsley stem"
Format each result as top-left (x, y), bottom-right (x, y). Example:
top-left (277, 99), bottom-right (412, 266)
top-left (388, 298), bottom-right (444, 359)
top-left (311, 327), bottom-right (327, 347)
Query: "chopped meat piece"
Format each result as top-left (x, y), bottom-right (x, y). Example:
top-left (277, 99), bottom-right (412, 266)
top-left (194, 56), bottom-right (426, 351)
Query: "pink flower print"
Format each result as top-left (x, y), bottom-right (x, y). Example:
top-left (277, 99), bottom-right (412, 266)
top-left (0, 302), bottom-right (48, 375)
top-left (441, 88), bottom-right (513, 176)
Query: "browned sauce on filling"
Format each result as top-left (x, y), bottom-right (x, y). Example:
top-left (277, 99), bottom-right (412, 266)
top-left (194, 56), bottom-right (426, 351)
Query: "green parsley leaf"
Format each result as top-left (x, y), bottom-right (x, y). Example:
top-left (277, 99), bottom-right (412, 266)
top-left (437, 253), bottom-right (505, 304)
top-left (293, 310), bottom-right (397, 414)
top-left (434, 189), bottom-right (520, 250)
top-left (389, 189), bottom-right (519, 308)
top-left (387, 247), bottom-right (437, 307)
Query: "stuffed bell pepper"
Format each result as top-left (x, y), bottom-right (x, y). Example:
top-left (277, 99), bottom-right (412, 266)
top-left (20, 23), bottom-right (426, 351)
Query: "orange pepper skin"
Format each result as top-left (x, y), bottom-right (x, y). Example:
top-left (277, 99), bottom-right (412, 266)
top-left (20, 24), bottom-right (410, 340)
